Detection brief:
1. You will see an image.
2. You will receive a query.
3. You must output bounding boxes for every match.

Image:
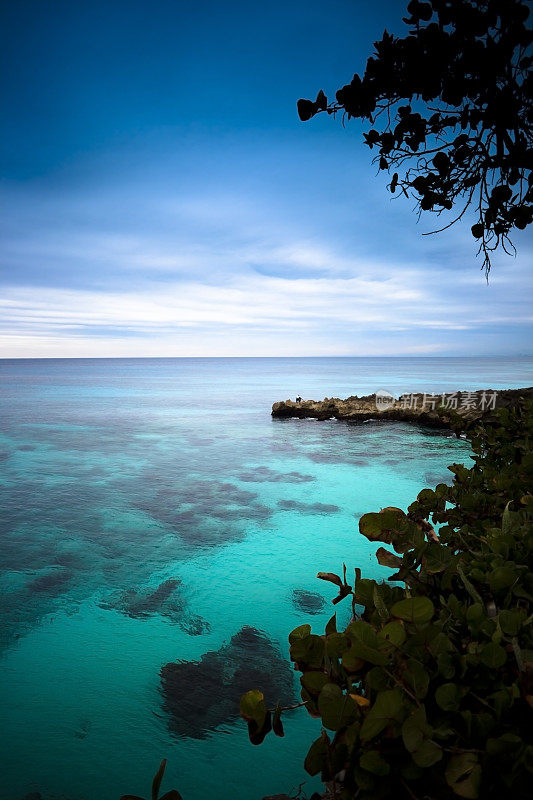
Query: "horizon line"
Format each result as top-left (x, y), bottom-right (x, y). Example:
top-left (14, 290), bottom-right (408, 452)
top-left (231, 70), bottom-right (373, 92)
top-left (1, 354), bottom-right (532, 361)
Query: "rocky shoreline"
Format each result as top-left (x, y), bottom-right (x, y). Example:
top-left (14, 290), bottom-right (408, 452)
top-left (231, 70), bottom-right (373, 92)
top-left (272, 387), bottom-right (533, 429)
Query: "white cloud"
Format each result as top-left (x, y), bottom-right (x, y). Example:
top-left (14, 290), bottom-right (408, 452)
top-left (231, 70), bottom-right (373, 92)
top-left (1, 176), bottom-right (532, 357)
top-left (1, 260), bottom-right (531, 357)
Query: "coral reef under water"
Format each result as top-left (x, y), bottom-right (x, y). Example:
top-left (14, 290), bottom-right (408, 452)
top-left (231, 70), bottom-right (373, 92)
top-left (160, 626), bottom-right (295, 738)
top-left (99, 579), bottom-right (210, 635)
top-left (291, 588), bottom-right (327, 614)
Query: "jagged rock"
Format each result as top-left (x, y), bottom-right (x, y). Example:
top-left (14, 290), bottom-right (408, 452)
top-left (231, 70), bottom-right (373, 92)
top-left (272, 387), bottom-right (533, 428)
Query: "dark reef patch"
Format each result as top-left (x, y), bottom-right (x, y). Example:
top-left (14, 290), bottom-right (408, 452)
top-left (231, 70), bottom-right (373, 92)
top-left (238, 466), bottom-right (316, 484)
top-left (134, 479), bottom-right (273, 547)
top-left (305, 450), bottom-right (370, 467)
top-left (28, 568), bottom-right (72, 594)
top-left (179, 615), bottom-right (211, 636)
top-left (99, 578), bottom-right (210, 635)
top-left (277, 499), bottom-right (340, 514)
top-left (73, 719), bottom-right (92, 740)
top-left (424, 470), bottom-right (452, 486)
top-left (291, 589), bottom-right (326, 614)
top-left (160, 626), bottom-right (295, 738)
top-left (101, 578), bottom-right (181, 618)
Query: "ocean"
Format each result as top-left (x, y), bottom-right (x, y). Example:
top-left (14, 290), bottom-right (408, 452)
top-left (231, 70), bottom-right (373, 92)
top-left (1, 356), bottom-right (531, 800)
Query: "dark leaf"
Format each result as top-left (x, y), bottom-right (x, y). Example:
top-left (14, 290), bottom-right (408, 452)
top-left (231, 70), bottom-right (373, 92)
top-left (273, 701), bottom-right (284, 737)
top-left (297, 98), bottom-right (317, 122)
top-left (445, 753), bottom-right (482, 798)
top-left (317, 572), bottom-right (343, 588)
top-left (391, 597), bottom-right (434, 624)
top-left (152, 759), bottom-right (167, 800)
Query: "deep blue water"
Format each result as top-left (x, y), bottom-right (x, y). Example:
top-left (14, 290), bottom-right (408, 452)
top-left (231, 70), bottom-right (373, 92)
top-left (0, 357), bottom-right (531, 800)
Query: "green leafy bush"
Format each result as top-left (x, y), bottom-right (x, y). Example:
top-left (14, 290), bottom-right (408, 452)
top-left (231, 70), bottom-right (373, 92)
top-left (241, 400), bottom-right (533, 799)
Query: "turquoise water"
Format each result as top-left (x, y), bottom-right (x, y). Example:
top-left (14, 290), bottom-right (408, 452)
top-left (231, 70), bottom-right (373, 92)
top-left (1, 357), bottom-right (531, 800)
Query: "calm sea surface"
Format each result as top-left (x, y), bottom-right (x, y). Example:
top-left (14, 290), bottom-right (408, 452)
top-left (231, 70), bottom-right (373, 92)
top-left (1, 357), bottom-right (531, 800)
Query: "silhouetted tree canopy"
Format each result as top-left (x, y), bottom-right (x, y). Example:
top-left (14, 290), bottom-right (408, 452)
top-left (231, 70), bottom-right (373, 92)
top-left (298, 0), bottom-right (533, 275)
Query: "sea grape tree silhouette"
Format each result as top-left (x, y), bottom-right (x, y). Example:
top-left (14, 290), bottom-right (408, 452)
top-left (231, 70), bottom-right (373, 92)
top-left (298, 0), bottom-right (533, 276)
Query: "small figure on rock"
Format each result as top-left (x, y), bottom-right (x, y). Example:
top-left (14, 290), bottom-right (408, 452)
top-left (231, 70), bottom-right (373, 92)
top-left (295, 395), bottom-right (302, 403)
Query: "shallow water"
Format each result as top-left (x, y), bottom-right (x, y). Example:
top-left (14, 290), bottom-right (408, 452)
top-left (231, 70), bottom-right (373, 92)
top-left (0, 357), bottom-right (531, 800)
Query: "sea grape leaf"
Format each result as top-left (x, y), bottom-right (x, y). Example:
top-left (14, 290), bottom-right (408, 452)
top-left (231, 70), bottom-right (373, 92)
top-left (417, 488), bottom-right (436, 503)
top-left (480, 642), bottom-right (507, 669)
top-left (289, 624), bottom-right (311, 644)
top-left (366, 666), bottom-right (390, 691)
top-left (378, 621), bottom-right (406, 650)
top-left (488, 567), bottom-right (516, 592)
top-left (466, 603), bottom-right (485, 633)
top-left (326, 632), bottom-right (350, 659)
top-left (342, 647), bottom-right (366, 673)
top-left (423, 543), bottom-right (451, 574)
top-left (354, 578), bottom-right (376, 608)
top-left (317, 572), bottom-right (343, 588)
top-left (412, 739), bottom-right (442, 768)
top-left (325, 613), bottom-right (337, 635)
top-left (359, 750), bottom-right (390, 776)
top-left (304, 735), bottom-right (329, 776)
top-left (239, 690), bottom-right (266, 726)
top-left (318, 683), bottom-right (357, 731)
top-left (301, 671), bottom-right (329, 696)
top-left (436, 683), bottom-right (461, 711)
top-left (290, 634), bottom-right (325, 668)
top-left (404, 659), bottom-right (429, 698)
top-left (352, 766), bottom-right (375, 790)
top-left (151, 759), bottom-right (169, 800)
top-left (445, 753), bottom-right (482, 798)
top-left (273, 701), bottom-right (284, 737)
top-left (373, 584), bottom-right (389, 619)
top-left (486, 733), bottom-right (523, 756)
top-left (391, 597), bottom-right (434, 624)
top-left (346, 621), bottom-right (387, 665)
top-left (359, 508), bottom-right (407, 544)
top-left (438, 652), bottom-right (455, 679)
top-left (247, 710), bottom-right (272, 745)
top-left (499, 609), bottom-right (524, 636)
top-left (502, 501), bottom-right (521, 535)
top-left (376, 547), bottom-right (403, 569)
top-left (300, 687), bottom-right (320, 718)
top-left (402, 706), bottom-right (428, 753)
top-left (360, 689), bottom-right (404, 741)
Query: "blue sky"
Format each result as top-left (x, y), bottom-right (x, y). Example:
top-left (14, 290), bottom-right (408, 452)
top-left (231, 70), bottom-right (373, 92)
top-left (1, 0), bottom-right (532, 357)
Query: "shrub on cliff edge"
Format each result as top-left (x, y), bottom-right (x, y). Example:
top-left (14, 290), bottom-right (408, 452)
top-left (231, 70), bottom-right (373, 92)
top-left (241, 399), bottom-right (533, 799)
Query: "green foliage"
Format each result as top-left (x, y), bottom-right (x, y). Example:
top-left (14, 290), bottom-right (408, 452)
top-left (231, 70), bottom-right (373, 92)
top-left (297, 0), bottom-right (533, 276)
top-left (241, 399), bottom-right (533, 799)
top-left (120, 759), bottom-right (182, 800)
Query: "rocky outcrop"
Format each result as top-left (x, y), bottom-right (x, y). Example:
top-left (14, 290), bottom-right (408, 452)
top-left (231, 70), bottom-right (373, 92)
top-left (272, 387), bottom-right (533, 429)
